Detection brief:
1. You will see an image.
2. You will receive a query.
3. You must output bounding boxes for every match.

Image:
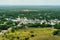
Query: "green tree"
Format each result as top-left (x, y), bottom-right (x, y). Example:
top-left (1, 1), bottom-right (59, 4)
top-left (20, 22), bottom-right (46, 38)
top-left (54, 23), bottom-right (60, 29)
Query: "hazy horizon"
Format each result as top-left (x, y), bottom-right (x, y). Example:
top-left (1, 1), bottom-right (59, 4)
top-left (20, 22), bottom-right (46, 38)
top-left (0, 0), bottom-right (60, 5)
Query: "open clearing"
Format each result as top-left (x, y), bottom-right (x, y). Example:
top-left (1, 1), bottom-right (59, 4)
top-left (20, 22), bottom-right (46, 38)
top-left (0, 28), bottom-right (60, 40)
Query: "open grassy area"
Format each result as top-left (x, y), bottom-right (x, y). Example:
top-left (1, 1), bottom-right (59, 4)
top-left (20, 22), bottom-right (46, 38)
top-left (0, 28), bottom-right (60, 40)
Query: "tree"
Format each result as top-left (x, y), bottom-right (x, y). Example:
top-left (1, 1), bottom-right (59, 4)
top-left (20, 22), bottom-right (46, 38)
top-left (0, 24), bottom-right (9, 30)
top-left (53, 29), bottom-right (60, 35)
top-left (54, 23), bottom-right (60, 29)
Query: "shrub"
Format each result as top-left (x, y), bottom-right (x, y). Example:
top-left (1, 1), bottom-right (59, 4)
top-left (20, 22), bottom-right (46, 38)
top-left (54, 23), bottom-right (60, 29)
top-left (25, 37), bottom-right (29, 40)
top-left (27, 23), bottom-right (41, 28)
top-left (30, 31), bottom-right (34, 33)
top-left (53, 30), bottom-right (60, 35)
top-left (0, 24), bottom-right (10, 30)
top-left (31, 34), bottom-right (35, 37)
top-left (17, 36), bottom-right (20, 39)
top-left (11, 27), bottom-right (15, 32)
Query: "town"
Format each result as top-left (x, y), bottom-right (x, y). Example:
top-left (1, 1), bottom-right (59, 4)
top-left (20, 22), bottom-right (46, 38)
top-left (6, 17), bottom-right (60, 26)
top-left (0, 17), bottom-right (60, 35)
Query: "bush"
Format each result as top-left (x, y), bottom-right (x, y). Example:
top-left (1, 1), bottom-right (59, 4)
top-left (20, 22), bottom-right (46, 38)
top-left (31, 34), bottom-right (35, 37)
top-left (25, 37), bottom-right (29, 40)
top-left (54, 23), bottom-right (60, 29)
top-left (53, 30), bottom-right (60, 35)
top-left (26, 23), bottom-right (41, 28)
top-left (41, 23), bottom-right (52, 28)
top-left (17, 36), bottom-right (20, 39)
top-left (0, 24), bottom-right (10, 30)
top-left (11, 26), bottom-right (26, 32)
top-left (30, 31), bottom-right (34, 33)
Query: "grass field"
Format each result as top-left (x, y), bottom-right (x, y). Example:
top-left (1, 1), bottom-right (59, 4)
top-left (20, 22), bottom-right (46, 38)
top-left (0, 28), bottom-right (60, 40)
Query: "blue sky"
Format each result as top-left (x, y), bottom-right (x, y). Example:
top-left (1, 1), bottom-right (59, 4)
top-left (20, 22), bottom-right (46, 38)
top-left (0, 0), bottom-right (60, 5)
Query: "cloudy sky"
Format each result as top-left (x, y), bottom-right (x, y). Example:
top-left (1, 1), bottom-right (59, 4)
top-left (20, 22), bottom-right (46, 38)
top-left (0, 0), bottom-right (60, 5)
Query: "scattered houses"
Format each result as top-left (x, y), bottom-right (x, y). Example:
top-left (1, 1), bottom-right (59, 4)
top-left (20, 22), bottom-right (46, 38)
top-left (0, 17), bottom-right (60, 35)
top-left (5, 17), bottom-right (60, 26)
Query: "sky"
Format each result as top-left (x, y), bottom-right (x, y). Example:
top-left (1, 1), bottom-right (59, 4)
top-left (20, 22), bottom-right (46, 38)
top-left (0, 0), bottom-right (60, 5)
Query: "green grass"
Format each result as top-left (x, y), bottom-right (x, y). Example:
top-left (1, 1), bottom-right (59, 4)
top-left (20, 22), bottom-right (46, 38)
top-left (0, 28), bottom-right (60, 40)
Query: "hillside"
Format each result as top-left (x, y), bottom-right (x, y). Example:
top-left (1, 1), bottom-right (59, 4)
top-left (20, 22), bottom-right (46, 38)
top-left (0, 28), bottom-right (60, 40)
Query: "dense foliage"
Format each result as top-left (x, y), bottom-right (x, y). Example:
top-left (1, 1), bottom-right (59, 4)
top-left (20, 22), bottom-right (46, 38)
top-left (53, 29), bottom-right (60, 35)
top-left (0, 6), bottom-right (60, 20)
